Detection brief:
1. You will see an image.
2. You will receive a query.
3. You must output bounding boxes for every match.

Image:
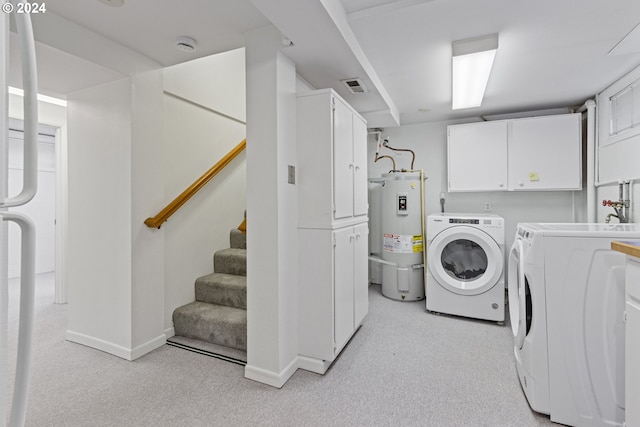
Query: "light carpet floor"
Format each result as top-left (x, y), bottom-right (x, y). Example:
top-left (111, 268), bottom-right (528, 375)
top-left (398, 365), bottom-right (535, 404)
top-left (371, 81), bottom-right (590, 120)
top-left (7, 273), bottom-right (555, 426)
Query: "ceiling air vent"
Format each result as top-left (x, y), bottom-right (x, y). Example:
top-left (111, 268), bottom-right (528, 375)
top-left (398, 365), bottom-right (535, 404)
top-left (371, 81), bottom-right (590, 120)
top-left (342, 78), bottom-right (368, 94)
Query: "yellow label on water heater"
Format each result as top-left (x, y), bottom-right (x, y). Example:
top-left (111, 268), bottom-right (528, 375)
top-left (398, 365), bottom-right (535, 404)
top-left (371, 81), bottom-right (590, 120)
top-left (529, 172), bottom-right (539, 182)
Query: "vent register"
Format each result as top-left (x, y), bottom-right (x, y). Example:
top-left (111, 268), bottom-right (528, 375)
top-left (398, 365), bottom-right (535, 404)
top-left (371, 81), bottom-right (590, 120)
top-left (342, 78), bottom-right (368, 94)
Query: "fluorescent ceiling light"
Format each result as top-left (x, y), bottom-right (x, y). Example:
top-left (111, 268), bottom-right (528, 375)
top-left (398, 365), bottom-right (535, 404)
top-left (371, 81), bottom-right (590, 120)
top-left (452, 34), bottom-right (498, 110)
top-left (608, 22), bottom-right (640, 56)
top-left (8, 86), bottom-right (67, 107)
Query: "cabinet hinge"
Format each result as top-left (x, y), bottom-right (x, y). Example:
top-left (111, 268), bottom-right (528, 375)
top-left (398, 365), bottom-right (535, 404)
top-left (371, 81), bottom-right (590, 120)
top-left (623, 311), bottom-right (627, 323)
top-left (332, 97), bottom-right (336, 111)
top-left (332, 204), bottom-right (336, 213)
top-left (333, 237), bottom-right (337, 248)
top-left (333, 341), bottom-right (337, 350)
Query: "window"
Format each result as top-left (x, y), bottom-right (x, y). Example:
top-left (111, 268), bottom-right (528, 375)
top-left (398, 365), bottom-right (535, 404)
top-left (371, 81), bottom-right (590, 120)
top-left (610, 79), bottom-right (640, 136)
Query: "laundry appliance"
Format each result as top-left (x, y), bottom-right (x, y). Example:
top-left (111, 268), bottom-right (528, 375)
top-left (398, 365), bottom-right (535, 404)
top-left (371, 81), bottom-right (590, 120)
top-left (426, 213), bottom-right (505, 321)
top-left (509, 223), bottom-right (640, 427)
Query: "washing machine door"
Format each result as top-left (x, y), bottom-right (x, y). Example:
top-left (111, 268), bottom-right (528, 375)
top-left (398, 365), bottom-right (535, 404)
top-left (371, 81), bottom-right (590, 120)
top-left (508, 238), bottom-right (527, 350)
top-left (427, 226), bottom-right (503, 296)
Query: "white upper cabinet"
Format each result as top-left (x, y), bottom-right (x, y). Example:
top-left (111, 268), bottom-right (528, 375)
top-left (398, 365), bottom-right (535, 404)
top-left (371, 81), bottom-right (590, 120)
top-left (508, 113), bottom-right (582, 191)
top-left (448, 121), bottom-right (508, 192)
top-left (297, 89), bottom-right (368, 228)
top-left (448, 113), bottom-right (582, 192)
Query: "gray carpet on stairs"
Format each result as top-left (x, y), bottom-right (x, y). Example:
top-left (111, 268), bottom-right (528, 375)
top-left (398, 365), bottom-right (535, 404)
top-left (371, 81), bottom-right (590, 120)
top-left (229, 228), bottom-right (246, 249)
top-left (195, 272), bottom-right (246, 309)
top-left (173, 301), bottom-right (247, 350)
top-left (172, 228), bottom-right (248, 354)
top-left (214, 248), bottom-right (247, 276)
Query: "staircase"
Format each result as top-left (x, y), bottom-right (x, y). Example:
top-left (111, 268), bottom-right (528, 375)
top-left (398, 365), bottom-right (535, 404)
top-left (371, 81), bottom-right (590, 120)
top-left (172, 228), bottom-right (247, 351)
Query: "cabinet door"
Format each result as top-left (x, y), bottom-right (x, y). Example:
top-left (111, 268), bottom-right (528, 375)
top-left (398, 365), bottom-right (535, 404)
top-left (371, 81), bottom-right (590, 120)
top-left (448, 121), bottom-right (508, 192)
top-left (353, 223), bottom-right (369, 327)
top-left (334, 227), bottom-right (355, 353)
top-left (333, 98), bottom-right (354, 220)
top-left (352, 116), bottom-right (368, 217)
top-left (508, 114), bottom-right (581, 190)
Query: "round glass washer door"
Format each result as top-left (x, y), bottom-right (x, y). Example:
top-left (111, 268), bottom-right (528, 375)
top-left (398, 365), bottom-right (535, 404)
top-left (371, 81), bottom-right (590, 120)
top-left (427, 226), bottom-right (503, 296)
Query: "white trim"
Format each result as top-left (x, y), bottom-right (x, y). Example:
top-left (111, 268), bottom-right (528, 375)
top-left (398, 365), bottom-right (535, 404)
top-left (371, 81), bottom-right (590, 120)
top-left (130, 335), bottom-right (166, 360)
top-left (297, 355), bottom-right (331, 374)
top-left (66, 331), bottom-right (165, 361)
top-left (164, 327), bottom-right (175, 339)
top-left (66, 330), bottom-right (134, 361)
top-left (244, 358), bottom-right (298, 388)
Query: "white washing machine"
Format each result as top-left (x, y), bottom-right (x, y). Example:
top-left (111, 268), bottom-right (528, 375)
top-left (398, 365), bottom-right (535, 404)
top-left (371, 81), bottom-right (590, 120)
top-left (509, 223), bottom-right (640, 427)
top-left (426, 213), bottom-right (505, 322)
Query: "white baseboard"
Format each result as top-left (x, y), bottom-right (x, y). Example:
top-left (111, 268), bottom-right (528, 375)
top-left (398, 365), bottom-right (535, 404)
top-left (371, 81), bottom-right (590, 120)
top-left (244, 357), bottom-right (298, 388)
top-left (164, 327), bottom-right (175, 339)
top-left (66, 330), bottom-right (166, 361)
top-left (297, 355), bottom-right (330, 374)
top-left (66, 330), bottom-right (134, 361)
top-left (130, 334), bottom-right (166, 360)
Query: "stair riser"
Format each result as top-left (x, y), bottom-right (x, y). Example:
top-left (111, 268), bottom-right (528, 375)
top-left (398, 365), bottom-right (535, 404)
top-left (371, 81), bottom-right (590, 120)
top-left (230, 229), bottom-right (246, 249)
top-left (214, 251), bottom-right (247, 276)
top-left (195, 276), bottom-right (246, 309)
top-left (173, 303), bottom-right (247, 351)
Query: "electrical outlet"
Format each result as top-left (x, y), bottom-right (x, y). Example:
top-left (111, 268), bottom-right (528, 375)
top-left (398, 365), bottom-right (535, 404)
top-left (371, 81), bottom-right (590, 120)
top-left (484, 201), bottom-right (492, 212)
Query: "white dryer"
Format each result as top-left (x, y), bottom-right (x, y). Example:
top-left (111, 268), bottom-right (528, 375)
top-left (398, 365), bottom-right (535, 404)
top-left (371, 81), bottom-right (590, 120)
top-left (509, 223), bottom-right (640, 427)
top-left (426, 213), bottom-right (505, 322)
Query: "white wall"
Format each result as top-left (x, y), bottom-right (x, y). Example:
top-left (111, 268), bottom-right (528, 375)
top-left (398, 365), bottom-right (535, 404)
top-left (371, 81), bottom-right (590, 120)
top-left (66, 71), bottom-right (166, 360)
top-left (161, 53), bottom-right (247, 334)
top-left (164, 48), bottom-right (246, 123)
top-left (130, 69), bottom-right (166, 354)
top-left (244, 25), bottom-right (299, 388)
top-left (368, 120), bottom-right (581, 250)
top-left (66, 78), bottom-right (134, 355)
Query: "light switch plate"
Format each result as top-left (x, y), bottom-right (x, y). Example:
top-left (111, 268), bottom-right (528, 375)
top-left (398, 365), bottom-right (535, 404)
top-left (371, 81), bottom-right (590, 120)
top-left (288, 165), bottom-right (295, 184)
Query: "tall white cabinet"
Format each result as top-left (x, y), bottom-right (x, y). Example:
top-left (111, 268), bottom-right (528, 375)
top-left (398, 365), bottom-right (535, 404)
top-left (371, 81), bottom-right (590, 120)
top-left (296, 89), bottom-right (369, 374)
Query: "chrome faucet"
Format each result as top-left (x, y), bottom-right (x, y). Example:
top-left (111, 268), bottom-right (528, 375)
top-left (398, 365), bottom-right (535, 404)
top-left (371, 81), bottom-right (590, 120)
top-left (602, 181), bottom-right (630, 223)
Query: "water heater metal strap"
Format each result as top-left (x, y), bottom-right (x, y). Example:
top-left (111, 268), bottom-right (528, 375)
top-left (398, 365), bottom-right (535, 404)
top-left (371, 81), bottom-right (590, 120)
top-left (368, 256), bottom-right (423, 269)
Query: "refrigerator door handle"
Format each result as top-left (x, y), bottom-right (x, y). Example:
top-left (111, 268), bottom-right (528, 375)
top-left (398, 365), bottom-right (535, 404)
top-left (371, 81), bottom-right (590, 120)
top-left (1, 212), bottom-right (35, 427)
top-left (1, 7), bottom-right (38, 208)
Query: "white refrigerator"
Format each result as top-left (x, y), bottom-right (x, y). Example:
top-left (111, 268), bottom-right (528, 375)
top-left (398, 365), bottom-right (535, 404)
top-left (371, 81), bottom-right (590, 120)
top-left (1, 5), bottom-right (38, 427)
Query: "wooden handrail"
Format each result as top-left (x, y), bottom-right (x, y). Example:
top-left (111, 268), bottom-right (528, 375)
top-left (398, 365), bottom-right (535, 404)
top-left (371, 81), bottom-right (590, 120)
top-left (144, 139), bottom-right (246, 229)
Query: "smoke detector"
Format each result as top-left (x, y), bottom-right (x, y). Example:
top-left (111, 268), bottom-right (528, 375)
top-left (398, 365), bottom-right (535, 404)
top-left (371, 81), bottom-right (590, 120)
top-left (342, 78), bottom-right (368, 94)
top-left (176, 36), bottom-right (197, 52)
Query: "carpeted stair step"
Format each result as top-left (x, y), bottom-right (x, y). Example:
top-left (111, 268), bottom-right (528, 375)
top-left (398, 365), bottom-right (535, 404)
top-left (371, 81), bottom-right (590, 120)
top-left (173, 301), bottom-right (247, 350)
top-left (230, 228), bottom-right (246, 249)
top-left (214, 248), bottom-right (246, 276)
top-left (195, 272), bottom-right (246, 309)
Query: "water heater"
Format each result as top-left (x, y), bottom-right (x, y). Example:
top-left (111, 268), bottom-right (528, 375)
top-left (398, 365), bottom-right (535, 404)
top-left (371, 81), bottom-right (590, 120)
top-left (380, 172), bottom-right (425, 301)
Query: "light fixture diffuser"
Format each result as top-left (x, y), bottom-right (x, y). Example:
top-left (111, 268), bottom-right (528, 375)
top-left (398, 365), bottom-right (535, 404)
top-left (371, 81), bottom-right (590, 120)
top-left (452, 33), bottom-right (498, 110)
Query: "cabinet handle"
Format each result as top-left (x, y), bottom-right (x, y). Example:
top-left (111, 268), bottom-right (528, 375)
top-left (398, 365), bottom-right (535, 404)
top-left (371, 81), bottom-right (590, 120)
top-left (355, 233), bottom-right (361, 239)
top-left (355, 165), bottom-right (360, 171)
top-left (350, 234), bottom-right (355, 242)
top-left (349, 163), bottom-right (354, 169)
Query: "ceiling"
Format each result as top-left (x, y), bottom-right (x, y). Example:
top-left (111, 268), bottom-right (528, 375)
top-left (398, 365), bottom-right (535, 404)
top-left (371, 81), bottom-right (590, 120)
top-left (19, 0), bottom-right (640, 127)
